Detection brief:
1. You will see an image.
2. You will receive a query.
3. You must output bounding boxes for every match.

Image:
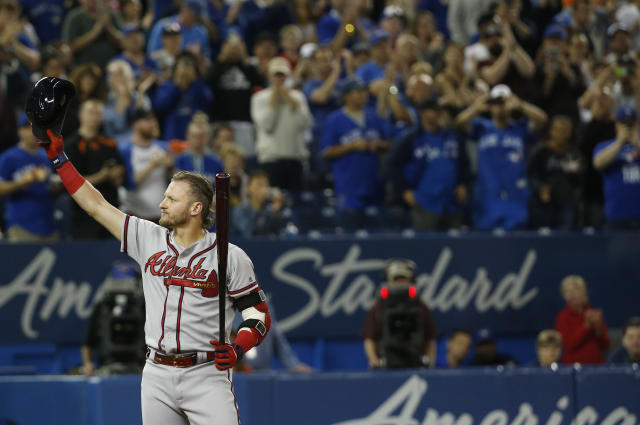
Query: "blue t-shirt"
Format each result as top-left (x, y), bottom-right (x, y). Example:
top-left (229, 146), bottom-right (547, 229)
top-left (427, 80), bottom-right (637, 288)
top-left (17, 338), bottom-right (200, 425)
top-left (403, 129), bottom-right (462, 215)
top-left (152, 79), bottom-right (213, 140)
top-left (471, 117), bottom-right (533, 229)
top-left (322, 108), bottom-right (390, 209)
top-left (593, 140), bottom-right (640, 221)
top-left (302, 78), bottom-right (341, 141)
top-left (317, 10), bottom-right (342, 44)
top-left (0, 146), bottom-right (55, 235)
top-left (174, 151), bottom-right (224, 186)
top-left (20, 0), bottom-right (66, 44)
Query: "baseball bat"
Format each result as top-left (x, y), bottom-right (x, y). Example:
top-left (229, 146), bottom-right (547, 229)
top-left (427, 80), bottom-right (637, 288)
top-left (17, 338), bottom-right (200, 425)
top-left (215, 173), bottom-right (230, 344)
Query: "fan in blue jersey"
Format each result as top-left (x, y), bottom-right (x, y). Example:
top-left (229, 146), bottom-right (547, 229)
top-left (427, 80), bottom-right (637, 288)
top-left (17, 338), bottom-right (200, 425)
top-left (152, 51), bottom-right (213, 140)
top-left (303, 47), bottom-right (343, 148)
top-left (0, 114), bottom-right (57, 242)
top-left (322, 77), bottom-right (391, 230)
top-left (401, 98), bottom-right (470, 230)
top-left (593, 105), bottom-right (640, 229)
top-left (174, 115), bottom-right (224, 187)
top-left (355, 30), bottom-right (391, 109)
top-left (302, 47), bottom-right (344, 187)
top-left (456, 84), bottom-right (547, 230)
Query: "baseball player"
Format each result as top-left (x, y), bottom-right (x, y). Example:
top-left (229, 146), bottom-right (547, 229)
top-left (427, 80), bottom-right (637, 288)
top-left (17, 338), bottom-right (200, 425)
top-left (28, 77), bottom-right (271, 425)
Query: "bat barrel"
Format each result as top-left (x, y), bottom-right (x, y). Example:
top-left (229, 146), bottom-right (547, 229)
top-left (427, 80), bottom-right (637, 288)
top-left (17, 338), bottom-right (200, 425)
top-left (215, 173), bottom-right (230, 344)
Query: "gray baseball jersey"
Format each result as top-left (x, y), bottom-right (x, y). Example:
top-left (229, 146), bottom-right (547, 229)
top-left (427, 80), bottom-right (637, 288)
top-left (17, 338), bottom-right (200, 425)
top-left (121, 214), bottom-right (259, 353)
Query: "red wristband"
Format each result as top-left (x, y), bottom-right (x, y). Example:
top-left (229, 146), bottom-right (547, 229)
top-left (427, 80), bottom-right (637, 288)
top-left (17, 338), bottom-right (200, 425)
top-left (56, 161), bottom-right (86, 194)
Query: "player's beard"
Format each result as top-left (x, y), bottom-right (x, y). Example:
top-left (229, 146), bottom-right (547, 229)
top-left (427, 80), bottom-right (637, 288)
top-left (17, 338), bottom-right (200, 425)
top-left (159, 209), bottom-right (189, 229)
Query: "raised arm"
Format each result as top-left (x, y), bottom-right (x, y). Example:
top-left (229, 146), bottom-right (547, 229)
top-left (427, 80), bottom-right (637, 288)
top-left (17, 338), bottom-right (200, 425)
top-left (41, 130), bottom-right (125, 240)
top-left (455, 93), bottom-right (488, 128)
top-left (593, 134), bottom-right (625, 171)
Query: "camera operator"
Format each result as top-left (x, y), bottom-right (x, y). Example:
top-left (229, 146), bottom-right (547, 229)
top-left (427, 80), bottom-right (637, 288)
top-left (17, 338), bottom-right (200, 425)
top-left (361, 259), bottom-right (437, 369)
top-left (593, 105), bottom-right (640, 229)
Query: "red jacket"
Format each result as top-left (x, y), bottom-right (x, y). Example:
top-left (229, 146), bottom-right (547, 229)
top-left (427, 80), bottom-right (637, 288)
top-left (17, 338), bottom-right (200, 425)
top-left (555, 305), bottom-right (610, 364)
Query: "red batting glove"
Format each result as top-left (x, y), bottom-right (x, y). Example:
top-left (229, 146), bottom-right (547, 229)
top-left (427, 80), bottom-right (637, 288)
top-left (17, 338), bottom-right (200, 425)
top-left (38, 129), bottom-right (65, 161)
top-left (210, 340), bottom-right (244, 370)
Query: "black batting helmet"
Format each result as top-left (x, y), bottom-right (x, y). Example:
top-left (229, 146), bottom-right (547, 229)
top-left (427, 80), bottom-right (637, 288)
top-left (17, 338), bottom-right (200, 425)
top-left (25, 77), bottom-right (76, 142)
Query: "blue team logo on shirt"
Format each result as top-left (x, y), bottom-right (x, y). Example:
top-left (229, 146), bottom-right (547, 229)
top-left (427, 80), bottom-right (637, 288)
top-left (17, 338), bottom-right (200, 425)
top-left (623, 150), bottom-right (638, 163)
top-left (478, 134), bottom-right (499, 150)
top-left (415, 138), bottom-right (459, 161)
top-left (622, 164), bottom-right (640, 184)
top-left (340, 128), bottom-right (382, 145)
top-left (478, 134), bottom-right (524, 153)
top-left (508, 152), bottom-right (523, 163)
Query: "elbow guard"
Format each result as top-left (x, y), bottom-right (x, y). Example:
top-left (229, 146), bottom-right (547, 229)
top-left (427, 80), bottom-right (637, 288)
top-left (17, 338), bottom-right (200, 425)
top-left (234, 290), bottom-right (271, 352)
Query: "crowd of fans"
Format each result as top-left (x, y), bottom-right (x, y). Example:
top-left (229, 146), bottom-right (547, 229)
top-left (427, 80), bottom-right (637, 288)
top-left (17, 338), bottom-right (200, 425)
top-left (1, 0), bottom-right (640, 241)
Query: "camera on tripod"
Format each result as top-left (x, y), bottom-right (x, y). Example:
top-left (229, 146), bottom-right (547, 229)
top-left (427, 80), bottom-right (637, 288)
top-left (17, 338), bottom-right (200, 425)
top-left (87, 262), bottom-right (146, 374)
top-left (378, 259), bottom-right (425, 369)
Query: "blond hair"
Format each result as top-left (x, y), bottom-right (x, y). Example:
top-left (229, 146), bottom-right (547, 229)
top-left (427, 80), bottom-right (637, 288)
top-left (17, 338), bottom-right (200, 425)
top-left (187, 112), bottom-right (212, 137)
top-left (560, 275), bottom-right (587, 297)
top-left (410, 61), bottom-right (433, 77)
top-left (220, 143), bottom-right (244, 158)
top-left (106, 59), bottom-right (135, 92)
top-left (280, 24), bottom-right (303, 42)
top-left (536, 329), bottom-right (562, 348)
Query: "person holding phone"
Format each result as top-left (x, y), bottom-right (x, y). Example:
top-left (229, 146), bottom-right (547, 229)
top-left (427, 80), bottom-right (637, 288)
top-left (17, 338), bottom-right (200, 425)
top-left (593, 104), bottom-right (640, 229)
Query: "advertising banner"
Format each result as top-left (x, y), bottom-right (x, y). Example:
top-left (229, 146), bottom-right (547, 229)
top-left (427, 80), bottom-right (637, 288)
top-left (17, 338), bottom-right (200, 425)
top-left (0, 233), bottom-right (637, 343)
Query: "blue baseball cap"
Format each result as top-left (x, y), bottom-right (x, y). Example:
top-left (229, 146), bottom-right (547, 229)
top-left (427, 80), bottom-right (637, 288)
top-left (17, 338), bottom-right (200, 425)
top-left (340, 76), bottom-right (367, 95)
top-left (616, 105), bottom-right (638, 122)
top-left (370, 30), bottom-right (389, 46)
top-left (184, 0), bottom-right (203, 15)
top-left (544, 24), bottom-right (567, 40)
top-left (552, 12), bottom-right (573, 28)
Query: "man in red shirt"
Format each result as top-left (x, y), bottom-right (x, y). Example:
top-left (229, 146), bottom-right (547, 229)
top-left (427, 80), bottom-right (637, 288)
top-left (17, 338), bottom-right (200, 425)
top-left (555, 275), bottom-right (609, 364)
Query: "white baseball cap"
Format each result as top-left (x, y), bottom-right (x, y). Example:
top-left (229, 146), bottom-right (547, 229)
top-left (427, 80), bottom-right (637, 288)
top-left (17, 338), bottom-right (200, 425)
top-left (488, 84), bottom-right (512, 104)
top-left (268, 57), bottom-right (291, 76)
